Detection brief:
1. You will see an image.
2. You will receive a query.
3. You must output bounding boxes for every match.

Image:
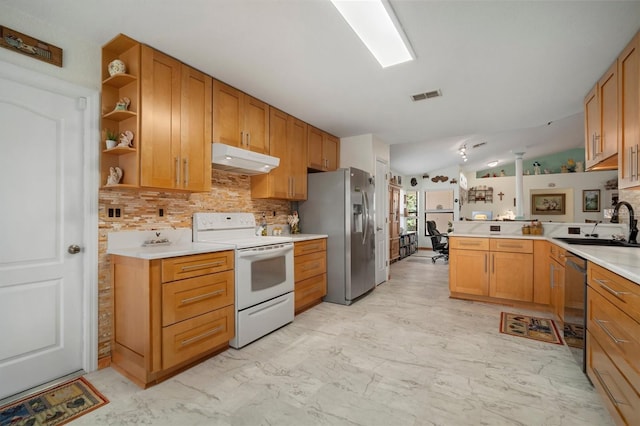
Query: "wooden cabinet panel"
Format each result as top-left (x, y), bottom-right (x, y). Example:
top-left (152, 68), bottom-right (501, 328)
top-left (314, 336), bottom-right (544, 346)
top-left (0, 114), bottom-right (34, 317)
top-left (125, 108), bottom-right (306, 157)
top-left (294, 238), bottom-right (326, 256)
top-left (140, 46), bottom-right (182, 189)
top-left (180, 65), bottom-right (212, 191)
top-left (162, 305), bottom-right (234, 370)
top-left (449, 237), bottom-right (489, 251)
top-left (295, 274), bottom-right (327, 312)
top-left (293, 238), bottom-right (327, 314)
top-left (585, 60), bottom-right (618, 171)
top-left (490, 238), bottom-right (533, 253)
top-left (212, 79), bottom-right (269, 154)
top-left (533, 240), bottom-right (551, 305)
top-left (161, 251), bottom-right (234, 282)
top-left (550, 258), bottom-right (565, 322)
top-left (307, 125), bottom-right (339, 171)
top-left (162, 270), bottom-right (234, 326)
top-left (288, 115), bottom-right (308, 199)
top-left (449, 249), bottom-right (489, 296)
top-left (490, 251), bottom-right (533, 302)
top-left (618, 31), bottom-right (640, 189)
top-left (295, 251), bottom-right (327, 283)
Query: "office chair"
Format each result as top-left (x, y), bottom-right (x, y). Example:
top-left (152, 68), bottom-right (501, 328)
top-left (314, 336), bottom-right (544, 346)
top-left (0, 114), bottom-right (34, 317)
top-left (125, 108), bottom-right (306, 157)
top-left (426, 220), bottom-right (449, 263)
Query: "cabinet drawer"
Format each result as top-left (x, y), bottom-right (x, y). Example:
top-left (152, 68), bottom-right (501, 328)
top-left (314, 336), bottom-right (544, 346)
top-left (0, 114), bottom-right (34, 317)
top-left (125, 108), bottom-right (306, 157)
top-left (449, 237), bottom-right (489, 251)
top-left (162, 305), bottom-right (234, 369)
top-left (589, 262), bottom-right (640, 324)
top-left (162, 251), bottom-right (233, 283)
top-left (295, 273), bottom-right (327, 312)
top-left (490, 238), bottom-right (533, 253)
top-left (294, 238), bottom-right (326, 256)
top-left (587, 331), bottom-right (640, 426)
top-left (587, 287), bottom-right (640, 390)
top-left (549, 243), bottom-right (566, 263)
top-left (294, 251), bottom-right (326, 282)
top-left (162, 270), bottom-right (234, 326)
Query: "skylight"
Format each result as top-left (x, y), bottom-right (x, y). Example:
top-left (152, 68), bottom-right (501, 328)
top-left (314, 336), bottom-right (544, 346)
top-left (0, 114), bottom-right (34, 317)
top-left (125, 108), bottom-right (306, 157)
top-left (330, 0), bottom-right (415, 68)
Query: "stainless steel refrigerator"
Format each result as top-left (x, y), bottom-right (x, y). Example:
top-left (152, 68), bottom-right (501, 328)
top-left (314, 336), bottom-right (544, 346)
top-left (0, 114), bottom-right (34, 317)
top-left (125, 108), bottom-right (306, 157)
top-left (299, 167), bottom-right (376, 305)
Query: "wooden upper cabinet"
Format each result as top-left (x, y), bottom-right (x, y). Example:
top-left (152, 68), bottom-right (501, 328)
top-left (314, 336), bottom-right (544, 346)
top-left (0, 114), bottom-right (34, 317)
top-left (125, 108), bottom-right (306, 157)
top-left (307, 125), bottom-right (339, 171)
top-left (618, 31), bottom-right (640, 189)
top-left (140, 46), bottom-right (182, 189)
top-left (140, 46), bottom-right (211, 191)
top-left (251, 108), bottom-right (307, 200)
top-left (180, 65), bottom-right (212, 192)
top-left (212, 79), bottom-right (269, 154)
top-left (585, 60), bottom-right (618, 171)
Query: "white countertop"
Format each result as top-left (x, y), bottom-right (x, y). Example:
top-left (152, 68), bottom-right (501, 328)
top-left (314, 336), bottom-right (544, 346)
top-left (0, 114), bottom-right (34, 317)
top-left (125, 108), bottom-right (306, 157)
top-left (107, 229), bottom-right (327, 260)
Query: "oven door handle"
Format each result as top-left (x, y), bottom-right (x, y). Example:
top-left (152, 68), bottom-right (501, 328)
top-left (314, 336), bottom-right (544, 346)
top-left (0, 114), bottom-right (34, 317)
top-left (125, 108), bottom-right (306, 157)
top-left (238, 245), bottom-right (292, 260)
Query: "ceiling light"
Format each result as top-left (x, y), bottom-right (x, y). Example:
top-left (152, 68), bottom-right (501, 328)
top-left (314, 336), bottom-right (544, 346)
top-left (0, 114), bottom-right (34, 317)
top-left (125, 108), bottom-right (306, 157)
top-left (330, 0), bottom-right (415, 68)
top-left (487, 160), bottom-right (499, 167)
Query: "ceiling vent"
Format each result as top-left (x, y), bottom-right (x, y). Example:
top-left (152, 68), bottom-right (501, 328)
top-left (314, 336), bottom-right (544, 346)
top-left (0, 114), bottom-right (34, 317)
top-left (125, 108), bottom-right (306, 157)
top-left (411, 89), bottom-right (442, 102)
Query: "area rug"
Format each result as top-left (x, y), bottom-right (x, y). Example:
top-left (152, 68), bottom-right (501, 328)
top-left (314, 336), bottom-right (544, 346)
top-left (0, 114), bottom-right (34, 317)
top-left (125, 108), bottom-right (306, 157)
top-left (0, 377), bottom-right (108, 426)
top-left (500, 312), bottom-right (563, 345)
top-left (563, 323), bottom-right (585, 348)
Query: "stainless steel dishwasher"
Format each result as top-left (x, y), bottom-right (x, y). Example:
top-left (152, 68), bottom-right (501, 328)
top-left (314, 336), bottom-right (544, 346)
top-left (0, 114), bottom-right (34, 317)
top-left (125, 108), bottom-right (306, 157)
top-left (564, 252), bottom-right (587, 373)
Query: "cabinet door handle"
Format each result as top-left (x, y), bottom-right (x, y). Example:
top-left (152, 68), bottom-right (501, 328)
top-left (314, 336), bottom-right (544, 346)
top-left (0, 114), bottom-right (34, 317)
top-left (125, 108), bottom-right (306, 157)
top-left (549, 263), bottom-right (554, 288)
top-left (180, 326), bottom-right (223, 346)
top-left (175, 157), bottom-right (180, 187)
top-left (491, 253), bottom-right (495, 274)
top-left (593, 278), bottom-right (629, 298)
top-left (594, 318), bottom-right (628, 344)
top-left (180, 261), bottom-right (225, 271)
top-left (247, 132), bottom-right (251, 148)
top-left (592, 368), bottom-right (628, 407)
top-left (484, 253), bottom-right (488, 273)
top-left (183, 158), bottom-right (189, 187)
top-left (240, 131), bottom-right (244, 147)
top-left (181, 289), bottom-right (224, 305)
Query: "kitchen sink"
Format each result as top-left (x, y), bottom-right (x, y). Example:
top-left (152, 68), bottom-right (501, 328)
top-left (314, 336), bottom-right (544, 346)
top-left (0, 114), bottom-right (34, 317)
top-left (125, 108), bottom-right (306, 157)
top-left (554, 237), bottom-right (640, 248)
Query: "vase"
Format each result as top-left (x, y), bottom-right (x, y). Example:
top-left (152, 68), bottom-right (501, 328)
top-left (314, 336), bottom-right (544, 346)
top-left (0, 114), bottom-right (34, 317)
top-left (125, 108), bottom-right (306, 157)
top-left (108, 59), bottom-right (126, 76)
top-left (105, 139), bottom-right (117, 149)
top-left (290, 223), bottom-right (300, 234)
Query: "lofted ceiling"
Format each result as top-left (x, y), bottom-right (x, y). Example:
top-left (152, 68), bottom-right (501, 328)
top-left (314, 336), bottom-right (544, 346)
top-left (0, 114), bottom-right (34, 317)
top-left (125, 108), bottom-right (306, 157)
top-left (4, 0), bottom-right (640, 175)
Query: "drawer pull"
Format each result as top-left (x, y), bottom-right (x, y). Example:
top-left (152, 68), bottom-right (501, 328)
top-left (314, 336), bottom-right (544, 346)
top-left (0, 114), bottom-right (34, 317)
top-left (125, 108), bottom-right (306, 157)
top-left (460, 241), bottom-right (481, 246)
top-left (180, 261), bottom-right (224, 272)
top-left (497, 243), bottom-right (524, 249)
top-left (592, 368), bottom-right (628, 407)
top-left (594, 318), bottom-right (628, 344)
top-left (594, 279), bottom-right (630, 298)
top-left (181, 326), bottom-right (223, 346)
top-left (301, 245), bottom-right (321, 252)
top-left (302, 289), bottom-right (318, 297)
top-left (181, 289), bottom-right (224, 305)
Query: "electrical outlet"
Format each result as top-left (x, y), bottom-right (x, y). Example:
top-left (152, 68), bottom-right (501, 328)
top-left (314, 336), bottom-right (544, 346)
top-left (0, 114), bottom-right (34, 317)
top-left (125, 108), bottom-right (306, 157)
top-left (158, 208), bottom-right (164, 217)
top-left (105, 205), bottom-right (124, 221)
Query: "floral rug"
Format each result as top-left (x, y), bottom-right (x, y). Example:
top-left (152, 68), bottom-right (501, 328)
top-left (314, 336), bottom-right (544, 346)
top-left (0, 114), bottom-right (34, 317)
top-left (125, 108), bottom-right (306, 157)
top-left (0, 377), bottom-right (108, 425)
top-left (500, 312), bottom-right (563, 345)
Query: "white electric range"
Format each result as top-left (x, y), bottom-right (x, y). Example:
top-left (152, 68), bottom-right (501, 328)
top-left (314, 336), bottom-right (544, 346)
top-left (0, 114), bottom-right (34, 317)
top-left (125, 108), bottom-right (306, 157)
top-left (192, 212), bottom-right (294, 348)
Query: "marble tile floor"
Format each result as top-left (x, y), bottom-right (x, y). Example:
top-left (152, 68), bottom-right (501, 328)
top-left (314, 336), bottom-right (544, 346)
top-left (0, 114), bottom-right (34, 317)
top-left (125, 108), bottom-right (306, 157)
top-left (78, 258), bottom-right (612, 426)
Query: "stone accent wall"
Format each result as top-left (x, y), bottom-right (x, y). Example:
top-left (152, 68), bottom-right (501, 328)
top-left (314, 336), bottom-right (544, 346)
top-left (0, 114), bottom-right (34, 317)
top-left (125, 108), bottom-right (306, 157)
top-left (97, 170), bottom-right (292, 360)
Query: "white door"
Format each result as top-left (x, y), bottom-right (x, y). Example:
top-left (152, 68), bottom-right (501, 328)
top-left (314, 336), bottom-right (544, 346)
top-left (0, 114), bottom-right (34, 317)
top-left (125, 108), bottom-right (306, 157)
top-left (374, 158), bottom-right (388, 284)
top-left (0, 69), bottom-right (87, 399)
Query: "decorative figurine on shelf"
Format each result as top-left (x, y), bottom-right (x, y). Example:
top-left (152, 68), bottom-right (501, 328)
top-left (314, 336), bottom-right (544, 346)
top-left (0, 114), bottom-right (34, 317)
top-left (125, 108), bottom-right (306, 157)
top-left (576, 161), bottom-right (584, 173)
top-left (287, 211), bottom-right (300, 234)
top-left (106, 166), bottom-right (123, 186)
top-left (567, 158), bottom-right (576, 172)
top-left (108, 59), bottom-right (126, 76)
top-left (533, 161), bottom-right (541, 175)
top-left (114, 97), bottom-right (130, 111)
top-left (118, 130), bottom-right (134, 148)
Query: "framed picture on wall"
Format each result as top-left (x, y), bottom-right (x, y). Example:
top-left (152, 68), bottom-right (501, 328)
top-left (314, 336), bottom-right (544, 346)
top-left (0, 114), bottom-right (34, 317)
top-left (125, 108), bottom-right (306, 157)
top-left (582, 189), bottom-right (601, 212)
top-left (531, 193), bottom-right (566, 215)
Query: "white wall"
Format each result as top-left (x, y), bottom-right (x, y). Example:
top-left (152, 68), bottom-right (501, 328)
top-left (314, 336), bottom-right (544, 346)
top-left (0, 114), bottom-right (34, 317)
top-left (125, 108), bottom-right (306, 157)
top-left (1, 4), bottom-right (101, 90)
top-left (339, 133), bottom-right (390, 176)
top-left (460, 170), bottom-right (619, 223)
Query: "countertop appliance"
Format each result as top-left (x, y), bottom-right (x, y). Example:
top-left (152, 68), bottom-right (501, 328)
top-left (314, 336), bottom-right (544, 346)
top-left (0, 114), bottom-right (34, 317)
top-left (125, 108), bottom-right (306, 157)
top-left (193, 212), bottom-right (294, 348)
top-left (298, 167), bottom-right (376, 305)
top-left (564, 251), bottom-right (587, 373)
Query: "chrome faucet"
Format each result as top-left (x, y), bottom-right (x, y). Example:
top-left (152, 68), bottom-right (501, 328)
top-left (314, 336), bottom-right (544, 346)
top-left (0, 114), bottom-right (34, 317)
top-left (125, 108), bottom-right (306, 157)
top-left (610, 201), bottom-right (638, 244)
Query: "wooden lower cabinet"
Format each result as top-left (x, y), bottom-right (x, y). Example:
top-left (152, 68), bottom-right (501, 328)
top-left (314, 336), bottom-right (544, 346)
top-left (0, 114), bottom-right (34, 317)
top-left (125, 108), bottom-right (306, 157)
top-left (586, 262), bottom-right (640, 426)
top-left (294, 238), bottom-right (327, 314)
top-left (449, 237), bottom-right (534, 303)
top-left (110, 251), bottom-right (235, 388)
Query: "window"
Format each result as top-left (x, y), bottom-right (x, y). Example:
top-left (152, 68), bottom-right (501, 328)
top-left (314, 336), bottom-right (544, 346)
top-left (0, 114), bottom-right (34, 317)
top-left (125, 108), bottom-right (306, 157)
top-left (403, 190), bottom-right (417, 233)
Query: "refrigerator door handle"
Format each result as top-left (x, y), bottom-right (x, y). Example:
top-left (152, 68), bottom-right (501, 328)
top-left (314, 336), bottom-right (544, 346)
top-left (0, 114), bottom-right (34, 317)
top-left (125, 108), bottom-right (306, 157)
top-left (362, 191), bottom-right (370, 245)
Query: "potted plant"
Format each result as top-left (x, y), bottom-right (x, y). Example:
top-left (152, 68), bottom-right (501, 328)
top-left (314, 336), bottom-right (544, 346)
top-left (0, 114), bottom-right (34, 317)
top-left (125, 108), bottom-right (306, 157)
top-left (105, 129), bottom-right (118, 149)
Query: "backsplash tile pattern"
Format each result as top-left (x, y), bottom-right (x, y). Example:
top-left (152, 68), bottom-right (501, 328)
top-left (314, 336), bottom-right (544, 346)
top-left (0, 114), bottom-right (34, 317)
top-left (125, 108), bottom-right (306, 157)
top-left (97, 170), bottom-right (291, 359)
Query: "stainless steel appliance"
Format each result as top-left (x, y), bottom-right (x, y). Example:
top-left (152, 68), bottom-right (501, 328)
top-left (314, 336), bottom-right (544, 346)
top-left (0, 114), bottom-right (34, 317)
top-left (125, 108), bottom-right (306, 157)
top-left (193, 212), bottom-right (294, 348)
top-left (299, 167), bottom-right (376, 305)
top-left (564, 252), bottom-right (587, 372)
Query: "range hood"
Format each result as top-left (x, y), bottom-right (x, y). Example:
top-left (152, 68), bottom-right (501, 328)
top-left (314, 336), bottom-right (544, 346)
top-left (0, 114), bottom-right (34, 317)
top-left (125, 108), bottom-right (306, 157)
top-left (211, 143), bottom-right (279, 175)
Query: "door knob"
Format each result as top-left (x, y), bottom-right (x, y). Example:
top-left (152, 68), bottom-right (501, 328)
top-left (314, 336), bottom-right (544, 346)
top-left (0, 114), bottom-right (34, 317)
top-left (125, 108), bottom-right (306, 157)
top-left (68, 244), bottom-right (81, 254)
top-left (376, 226), bottom-right (383, 231)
